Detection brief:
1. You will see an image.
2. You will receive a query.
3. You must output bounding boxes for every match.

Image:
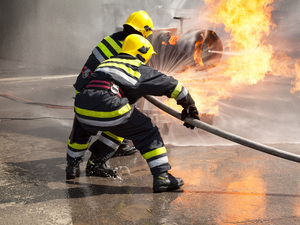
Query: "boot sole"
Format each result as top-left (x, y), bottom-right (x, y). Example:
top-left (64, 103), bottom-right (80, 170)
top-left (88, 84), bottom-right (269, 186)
top-left (153, 180), bottom-right (184, 193)
top-left (66, 170), bottom-right (80, 180)
top-left (153, 184), bottom-right (182, 193)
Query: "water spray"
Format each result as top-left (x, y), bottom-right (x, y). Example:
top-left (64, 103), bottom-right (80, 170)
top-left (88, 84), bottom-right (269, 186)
top-left (145, 95), bottom-right (300, 163)
top-left (208, 50), bottom-right (242, 56)
top-left (149, 29), bottom-right (223, 73)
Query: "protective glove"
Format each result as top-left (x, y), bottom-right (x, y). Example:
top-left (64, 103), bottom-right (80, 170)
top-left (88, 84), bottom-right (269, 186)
top-left (181, 105), bottom-right (200, 130)
top-left (177, 92), bottom-right (200, 129)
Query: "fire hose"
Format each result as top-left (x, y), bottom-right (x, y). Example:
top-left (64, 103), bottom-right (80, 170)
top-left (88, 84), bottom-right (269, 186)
top-left (144, 95), bottom-right (300, 164)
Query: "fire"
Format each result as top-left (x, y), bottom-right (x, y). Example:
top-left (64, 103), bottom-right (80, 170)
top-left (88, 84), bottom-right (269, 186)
top-left (153, 0), bottom-right (300, 116)
top-left (203, 0), bottom-right (274, 86)
top-left (167, 0), bottom-right (276, 115)
top-left (168, 33), bottom-right (180, 45)
top-left (194, 39), bottom-right (204, 66)
top-left (169, 0), bottom-right (300, 115)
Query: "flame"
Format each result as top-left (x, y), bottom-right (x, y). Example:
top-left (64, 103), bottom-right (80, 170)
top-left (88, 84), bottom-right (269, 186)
top-left (154, 0), bottom-right (300, 116)
top-left (171, 0), bottom-right (276, 115)
top-left (194, 39), bottom-right (205, 66)
top-left (168, 33), bottom-right (180, 45)
top-left (204, 0), bottom-right (274, 86)
top-left (161, 34), bottom-right (180, 47)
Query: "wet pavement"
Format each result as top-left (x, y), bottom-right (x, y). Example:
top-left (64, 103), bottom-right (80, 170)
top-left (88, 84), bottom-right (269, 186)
top-left (0, 73), bottom-right (300, 225)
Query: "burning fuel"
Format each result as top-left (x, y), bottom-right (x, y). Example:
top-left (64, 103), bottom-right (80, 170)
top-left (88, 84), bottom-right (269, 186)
top-left (149, 0), bottom-right (300, 117)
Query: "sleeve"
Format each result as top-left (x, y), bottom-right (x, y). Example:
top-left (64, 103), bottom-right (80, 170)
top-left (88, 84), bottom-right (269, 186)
top-left (137, 65), bottom-right (189, 101)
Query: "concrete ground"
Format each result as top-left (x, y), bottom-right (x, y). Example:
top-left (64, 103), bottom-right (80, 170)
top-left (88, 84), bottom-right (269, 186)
top-left (0, 71), bottom-right (299, 225)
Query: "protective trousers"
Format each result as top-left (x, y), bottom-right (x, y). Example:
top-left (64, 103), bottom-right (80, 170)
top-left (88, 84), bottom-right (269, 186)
top-left (67, 126), bottom-right (123, 165)
top-left (68, 108), bottom-right (171, 175)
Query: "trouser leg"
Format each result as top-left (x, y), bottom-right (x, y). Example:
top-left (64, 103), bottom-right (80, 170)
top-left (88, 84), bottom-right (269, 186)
top-left (90, 133), bottom-right (137, 158)
top-left (109, 108), bottom-right (184, 192)
top-left (85, 131), bottom-right (123, 177)
top-left (89, 131), bottom-right (124, 162)
top-left (107, 108), bottom-right (171, 175)
top-left (66, 119), bottom-right (93, 179)
top-left (67, 120), bottom-right (93, 165)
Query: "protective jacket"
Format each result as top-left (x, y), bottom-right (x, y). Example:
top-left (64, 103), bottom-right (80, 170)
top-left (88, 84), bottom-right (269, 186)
top-left (74, 31), bottom-right (127, 93)
top-left (74, 54), bottom-right (188, 128)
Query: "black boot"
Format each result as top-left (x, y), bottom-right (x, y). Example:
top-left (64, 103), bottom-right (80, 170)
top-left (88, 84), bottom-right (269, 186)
top-left (66, 155), bottom-right (82, 179)
top-left (66, 164), bottom-right (80, 179)
top-left (153, 172), bottom-right (184, 193)
top-left (112, 143), bottom-right (138, 157)
top-left (86, 155), bottom-right (117, 177)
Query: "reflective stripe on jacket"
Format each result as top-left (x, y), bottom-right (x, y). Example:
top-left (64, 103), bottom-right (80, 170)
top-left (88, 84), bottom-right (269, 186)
top-left (92, 35), bottom-right (124, 64)
top-left (74, 54), bottom-right (188, 128)
top-left (74, 31), bottom-right (127, 93)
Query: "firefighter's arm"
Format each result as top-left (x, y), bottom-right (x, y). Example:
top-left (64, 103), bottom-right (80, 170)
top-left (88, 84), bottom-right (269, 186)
top-left (138, 66), bottom-right (199, 128)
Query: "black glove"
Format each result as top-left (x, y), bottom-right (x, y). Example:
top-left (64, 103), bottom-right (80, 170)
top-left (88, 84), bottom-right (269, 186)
top-left (177, 92), bottom-right (199, 129)
top-left (181, 105), bottom-right (200, 130)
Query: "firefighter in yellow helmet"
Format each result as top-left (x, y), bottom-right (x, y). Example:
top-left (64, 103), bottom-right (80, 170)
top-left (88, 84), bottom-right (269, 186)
top-left (67, 11), bottom-right (153, 179)
top-left (69, 34), bottom-right (200, 192)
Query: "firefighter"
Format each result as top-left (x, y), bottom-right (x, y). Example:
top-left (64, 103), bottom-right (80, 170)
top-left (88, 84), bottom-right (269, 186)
top-left (69, 34), bottom-right (200, 192)
top-left (67, 10), bottom-right (154, 179)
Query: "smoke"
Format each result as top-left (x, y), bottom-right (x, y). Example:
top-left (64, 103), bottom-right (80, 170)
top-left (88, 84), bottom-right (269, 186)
top-left (270, 0), bottom-right (300, 58)
top-left (0, 0), bottom-right (190, 74)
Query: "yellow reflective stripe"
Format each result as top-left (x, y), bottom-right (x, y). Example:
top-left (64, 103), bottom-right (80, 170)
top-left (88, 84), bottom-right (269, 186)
top-left (75, 89), bottom-right (80, 95)
top-left (68, 139), bottom-right (90, 150)
top-left (108, 58), bottom-right (143, 67)
top-left (103, 131), bottom-right (124, 143)
top-left (171, 82), bottom-right (183, 99)
top-left (142, 147), bottom-right (167, 160)
top-left (104, 36), bottom-right (122, 53)
top-left (97, 42), bottom-right (113, 59)
top-left (75, 103), bottom-right (131, 119)
top-left (99, 62), bottom-right (141, 79)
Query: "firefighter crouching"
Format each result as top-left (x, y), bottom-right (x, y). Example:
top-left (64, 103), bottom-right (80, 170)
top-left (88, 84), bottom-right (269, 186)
top-left (67, 10), bottom-right (154, 179)
top-left (68, 34), bottom-right (200, 192)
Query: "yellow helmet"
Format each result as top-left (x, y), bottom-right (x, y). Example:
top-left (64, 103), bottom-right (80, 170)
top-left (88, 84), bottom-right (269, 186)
top-left (121, 34), bottom-right (156, 64)
top-left (123, 10), bottom-right (153, 38)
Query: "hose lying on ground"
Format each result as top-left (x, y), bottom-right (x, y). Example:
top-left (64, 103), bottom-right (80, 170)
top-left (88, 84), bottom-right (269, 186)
top-left (144, 95), bottom-right (300, 163)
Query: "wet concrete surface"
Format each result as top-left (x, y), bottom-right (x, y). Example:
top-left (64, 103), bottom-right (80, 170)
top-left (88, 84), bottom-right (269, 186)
top-left (0, 74), bottom-right (300, 225)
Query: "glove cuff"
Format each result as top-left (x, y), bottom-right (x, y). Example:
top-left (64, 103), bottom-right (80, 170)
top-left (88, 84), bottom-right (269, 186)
top-left (177, 93), bottom-right (195, 108)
